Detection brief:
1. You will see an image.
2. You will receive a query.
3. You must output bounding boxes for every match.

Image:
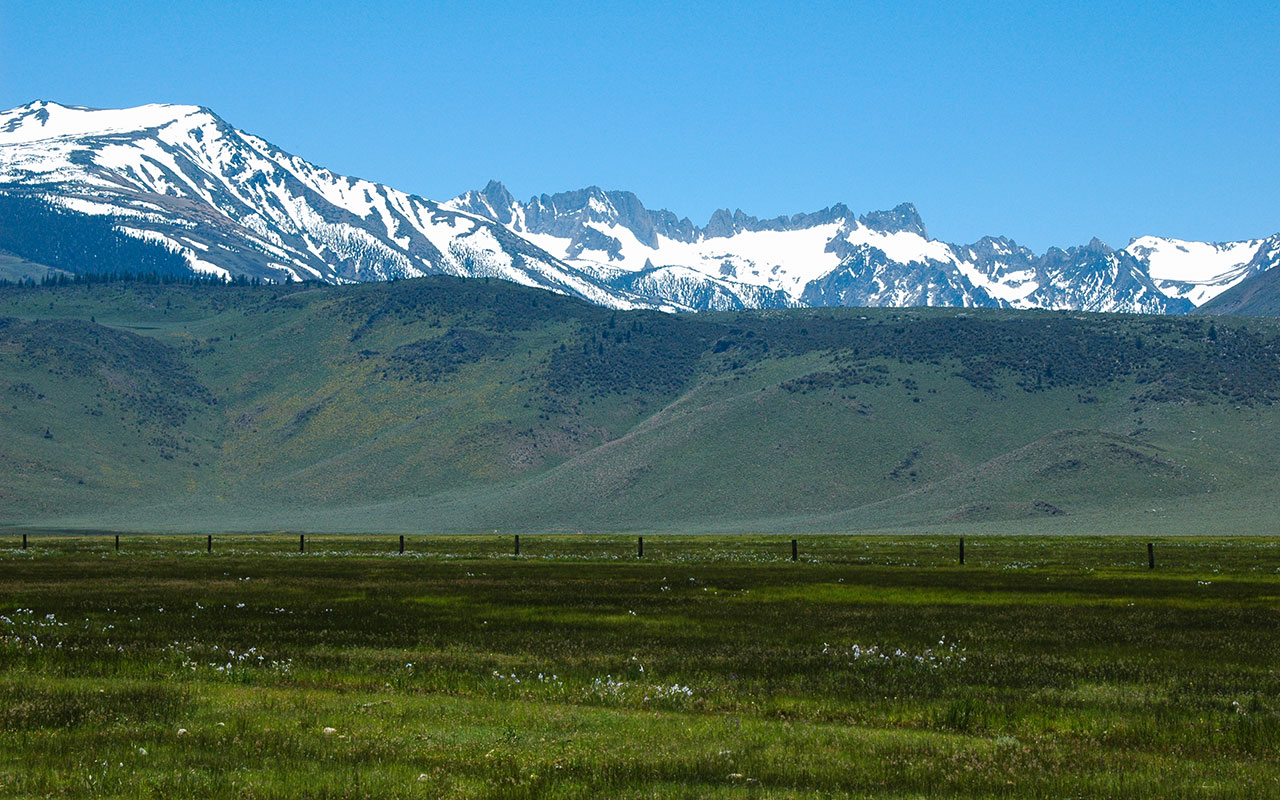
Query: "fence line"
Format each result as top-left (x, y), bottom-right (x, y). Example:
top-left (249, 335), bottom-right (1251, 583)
top-left (0, 533), bottom-right (1205, 571)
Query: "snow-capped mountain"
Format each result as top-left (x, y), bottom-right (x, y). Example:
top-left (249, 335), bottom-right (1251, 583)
top-left (1, 101), bottom-right (1275, 314)
top-left (0, 101), bottom-right (654, 308)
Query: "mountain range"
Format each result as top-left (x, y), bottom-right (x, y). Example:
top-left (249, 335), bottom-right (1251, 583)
top-left (2, 100), bottom-right (1278, 314)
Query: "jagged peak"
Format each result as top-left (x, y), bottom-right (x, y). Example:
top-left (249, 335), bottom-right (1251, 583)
top-left (972, 234), bottom-right (1020, 247)
top-left (1085, 237), bottom-right (1114, 255)
top-left (528, 185), bottom-right (636, 217)
top-left (447, 180), bottom-right (522, 225)
top-left (960, 234), bottom-right (1035, 263)
top-left (702, 208), bottom-right (748, 238)
top-left (859, 202), bottom-right (926, 237)
top-left (476, 179), bottom-right (516, 209)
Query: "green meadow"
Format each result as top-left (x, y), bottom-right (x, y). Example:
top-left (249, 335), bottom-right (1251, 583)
top-left (2, 534), bottom-right (1278, 798)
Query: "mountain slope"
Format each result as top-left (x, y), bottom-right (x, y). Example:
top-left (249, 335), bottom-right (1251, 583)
top-left (0, 193), bottom-right (194, 280)
top-left (0, 101), bottom-right (658, 308)
top-left (1196, 237), bottom-right (1280, 316)
top-left (4, 277), bottom-right (1280, 534)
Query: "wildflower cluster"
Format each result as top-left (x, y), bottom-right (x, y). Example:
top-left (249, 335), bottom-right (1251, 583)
top-left (648, 682), bottom-right (695, 700)
top-left (0, 609), bottom-right (69, 650)
top-left (821, 637), bottom-right (967, 668)
top-left (487, 670), bottom-right (696, 707)
top-left (587, 675), bottom-right (628, 699)
top-left (165, 641), bottom-right (293, 677)
top-left (587, 674), bottom-right (696, 705)
top-left (491, 670), bottom-right (563, 687)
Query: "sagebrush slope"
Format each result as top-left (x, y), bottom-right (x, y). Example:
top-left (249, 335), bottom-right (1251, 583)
top-left (4, 278), bottom-right (1280, 533)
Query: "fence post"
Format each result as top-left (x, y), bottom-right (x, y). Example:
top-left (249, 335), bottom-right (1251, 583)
top-left (399, 534), bottom-right (405, 554)
top-left (514, 534), bottom-right (520, 556)
top-left (638, 536), bottom-right (644, 558)
top-left (207, 534), bottom-right (212, 553)
top-left (115, 534), bottom-right (119, 551)
top-left (959, 537), bottom-right (965, 565)
top-left (22, 533), bottom-right (27, 550)
top-left (300, 534), bottom-right (305, 554)
top-left (791, 539), bottom-right (798, 562)
top-left (1148, 542), bottom-right (1155, 570)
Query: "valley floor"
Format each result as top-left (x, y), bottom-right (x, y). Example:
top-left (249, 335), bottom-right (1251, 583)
top-left (1, 534), bottom-right (1278, 798)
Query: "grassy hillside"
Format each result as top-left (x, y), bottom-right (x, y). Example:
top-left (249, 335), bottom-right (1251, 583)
top-left (0, 250), bottom-right (67, 283)
top-left (3, 277), bottom-right (1280, 534)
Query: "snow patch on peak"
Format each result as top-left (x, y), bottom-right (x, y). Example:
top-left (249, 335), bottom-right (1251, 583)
top-left (1126, 235), bottom-right (1267, 305)
top-left (0, 101), bottom-right (209, 144)
top-left (1127, 235), bottom-right (1263, 283)
top-left (844, 225), bottom-right (953, 267)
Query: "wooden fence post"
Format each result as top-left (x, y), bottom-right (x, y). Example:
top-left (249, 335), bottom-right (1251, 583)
top-left (22, 533), bottom-right (27, 550)
top-left (300, 534), bottom-right (305, 554)
top-left (207, 534), bottom-right (212, 553)
top-left (959, 537), bottom-right (965, 565)
top-left (514, 534), bottom-right (520, 556)
top-left (791, 539), bottom-right (798, 562)
top-left (115, 534), bottom-right (119, 551)
top-left (638, 536), bottom-right (644, 558)
top-left (1148, 542), bottom-right (1155, 569)
top-left (399, 534), bottom-right (405, 554)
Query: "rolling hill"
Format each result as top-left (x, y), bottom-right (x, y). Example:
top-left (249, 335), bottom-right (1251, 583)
top-left (3, 277), bottom-right (1280, 535)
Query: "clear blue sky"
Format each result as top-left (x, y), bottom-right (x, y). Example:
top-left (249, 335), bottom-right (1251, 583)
top-left (2, 1), bottom-right (1278, 251)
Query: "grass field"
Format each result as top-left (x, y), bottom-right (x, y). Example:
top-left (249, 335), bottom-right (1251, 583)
top-left (2, 533), bottom-right (1278, 798)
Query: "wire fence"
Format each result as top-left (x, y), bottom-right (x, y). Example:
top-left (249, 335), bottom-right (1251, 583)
top-left (4, 532), bottom-right (1279, 572)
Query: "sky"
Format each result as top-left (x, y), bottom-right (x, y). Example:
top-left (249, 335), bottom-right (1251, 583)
top-left (1, 0), bottom-right (1278, 252)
